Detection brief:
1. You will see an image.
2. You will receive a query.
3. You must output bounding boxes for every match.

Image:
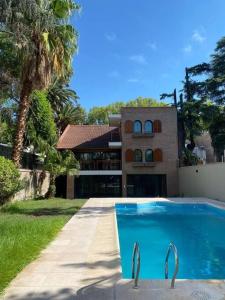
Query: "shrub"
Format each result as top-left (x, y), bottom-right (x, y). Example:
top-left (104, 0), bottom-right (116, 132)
top-left (182, 148), bottom-right (199, 166)
top-left (0, 157), bottom-right (22, 204)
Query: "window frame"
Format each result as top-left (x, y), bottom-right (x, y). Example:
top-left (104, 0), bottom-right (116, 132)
top-left (145, 149), bottom-right (153, 162)
top-left (134, 149), bottom-right (143, 162)
top-left (133, 120), bottom-right (142, 133)
top-left (144, 120), bottom-right (153, 134)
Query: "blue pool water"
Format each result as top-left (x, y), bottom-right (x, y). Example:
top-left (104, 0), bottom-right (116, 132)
top-left (116, 202), bottom-right (225, 279)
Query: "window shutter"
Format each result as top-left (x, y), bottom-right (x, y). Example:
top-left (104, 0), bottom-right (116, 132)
top-left (125, 120), bottom-right (133, 133)
top-left (125, 149), bottom-right (134, 162)
top-left (153, 120), bottom-right (162, 133)
top-left (154, 148), bottom-right (163, 162)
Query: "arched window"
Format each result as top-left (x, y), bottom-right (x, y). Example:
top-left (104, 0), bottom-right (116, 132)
top-left (144, 120), bottom-right (153, 133)
top-left (145, 149), bottom-right (153, 162)
top-left (134, 149), bottom-right (142, 162)
top-left (133, 120), bottom-right (142, 133)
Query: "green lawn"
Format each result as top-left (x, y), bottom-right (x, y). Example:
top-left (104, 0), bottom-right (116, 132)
top-left (0, 198), bottom-right (86, 294)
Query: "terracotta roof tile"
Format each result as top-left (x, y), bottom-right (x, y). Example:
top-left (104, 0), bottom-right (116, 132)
top-left (57, 125), bottom-right (120, 149)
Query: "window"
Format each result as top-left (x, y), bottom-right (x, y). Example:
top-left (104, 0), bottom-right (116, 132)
top-left (145, 149), bottom-right (153, 162)
top-left (134, 149), bottom-right (142, 162)
top-left (144, 120), bottom-right (153, 133)
top-left (133, 120), bottom-right (142, 133)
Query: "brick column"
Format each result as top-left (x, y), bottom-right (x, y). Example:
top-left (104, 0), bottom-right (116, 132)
top-left (66, 175), bottom-right (74, 199)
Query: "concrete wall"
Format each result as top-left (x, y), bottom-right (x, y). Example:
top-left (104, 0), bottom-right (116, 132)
top-left (121, 107), bottom-right (179, 196)
top-left (13, 169), bottom-right (50, 201)
top-left (179, 163), bottom-right (225, 202)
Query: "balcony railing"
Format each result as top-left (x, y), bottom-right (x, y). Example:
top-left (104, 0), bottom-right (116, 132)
top-left (79, 159), bottom-right (121, 171)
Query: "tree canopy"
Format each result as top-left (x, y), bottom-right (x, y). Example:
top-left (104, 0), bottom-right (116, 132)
top-left (87, 97), bottom-right (167, 125)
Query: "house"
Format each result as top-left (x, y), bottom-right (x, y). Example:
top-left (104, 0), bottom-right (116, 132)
top-left (56, 107), bottom-right (179, 198)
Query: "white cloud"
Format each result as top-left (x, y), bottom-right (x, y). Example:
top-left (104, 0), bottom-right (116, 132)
top-left (192, 30), bottom-right (206, 43)
top-left (147, 42), bottom-right (157, 51)
top-left (105, 32), bottom-right (117, 42)
top-left (183, 45), bottom-right (192, 53)
top-left (108, 70), bottom-right (120, 78)
top-left (127, 78), bottom-right (139, 83)
top-left (129, 54), bottom-right (147, 65)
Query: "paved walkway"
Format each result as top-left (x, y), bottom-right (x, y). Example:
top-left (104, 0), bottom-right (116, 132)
top-left (2, 198), bottom-right (225, 299)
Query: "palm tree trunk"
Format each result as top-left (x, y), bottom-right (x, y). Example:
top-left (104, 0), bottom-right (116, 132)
top-left (12, 79), bottom-right (32, 167)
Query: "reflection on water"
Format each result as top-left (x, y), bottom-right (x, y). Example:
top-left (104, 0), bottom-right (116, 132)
top-left (116, 202), bottom-right (225, 279)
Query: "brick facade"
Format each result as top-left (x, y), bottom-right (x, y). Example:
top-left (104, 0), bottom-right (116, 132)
top-left (121, 107), bottom-right (179, 196)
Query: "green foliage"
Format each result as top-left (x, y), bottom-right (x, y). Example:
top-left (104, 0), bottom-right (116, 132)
top-left (56, 103), bottom-right (86, 133)
top-left (208, 37), bottom-right (225, 104)
top-left (0, 0), bottom-right (79, 88)
top-left (127, 97), bottom-right (166, 107)
top-left (47, 80), bottom-right (85, 133)
top-left (88, 106), bottom-right (110, 125)
top-left (36, 139), bottom-right (79, 197)
top-left (0, 122), bottom-right (13, 144)
top-left (27, 91), bottom-right (57, 145)
top-left (43, 148), bottom-right (79, 177)
top-left (87, 97), bottom-right (166, 125)
top-left (201, 103), bottom-right (225, 160)
top-left (181, 149), bottom-right (199, 166)
top-left (0, 157), bottom-right (22, 204)
top-left (0, 101), bottom-right (16, 144)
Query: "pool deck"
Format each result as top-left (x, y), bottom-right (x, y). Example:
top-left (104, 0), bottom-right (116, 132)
top-left (2, 197), bottom-right (225, 300)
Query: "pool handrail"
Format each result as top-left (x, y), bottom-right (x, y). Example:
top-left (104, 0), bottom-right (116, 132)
top-left (165, 242), bottom-right (179, 289)
top-left (131, 242), bottom-right (141, 289)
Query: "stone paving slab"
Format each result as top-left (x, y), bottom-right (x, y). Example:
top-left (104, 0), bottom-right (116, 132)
top-left (2, 197), bottom-right (225, 299)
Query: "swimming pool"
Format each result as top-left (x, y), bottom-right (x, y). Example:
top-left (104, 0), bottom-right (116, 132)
top-left (116, 202), bottom-right (225, 280)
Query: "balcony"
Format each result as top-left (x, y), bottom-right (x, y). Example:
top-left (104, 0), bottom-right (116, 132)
top-left (132, 133), bottom-right (155, 138)
top-left (79, 159), bottom-right (121, 171)
top-left (132, 162), bottom-right (156, 168)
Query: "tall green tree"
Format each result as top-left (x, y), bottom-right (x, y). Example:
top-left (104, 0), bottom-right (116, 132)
top-left (88, 97), bottom-right (166, 125)
top-left (0, 0), bottom-right (79, 166)
top-left (26, 91), bottom-right (57, 147)
top-left (208, 37), bottom-right (225, 104)
top-left (47, 80), bottom-right (86, 134)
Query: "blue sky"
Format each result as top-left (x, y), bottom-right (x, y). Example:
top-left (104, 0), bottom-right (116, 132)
top-left (71, 0), bottom-right (225, 110)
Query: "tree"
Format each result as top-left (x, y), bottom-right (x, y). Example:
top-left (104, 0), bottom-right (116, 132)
top-left (0, 0), bottom-right (79, 166)
top-left (47, 80), bottom-right (86, 134)
top-left (26, 91), bottom-right (57, 147)
top-left (0, 100), bottom-right (16, 144)
top-left (56, 103), bottom-right (85, 134)
top-left (37, 140), bottom-right (79, 198)
top-left (47, 79), bottom-right (78, 114)
top-left (201, 102), bottom-right (225, 161)
top-left (87, 97), bottom-right (166, 125)
top-left (207, 37), bottom-right (225, 104)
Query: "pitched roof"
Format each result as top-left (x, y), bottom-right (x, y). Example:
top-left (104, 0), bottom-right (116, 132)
top-left (57, 125), bottom-right (120, 150)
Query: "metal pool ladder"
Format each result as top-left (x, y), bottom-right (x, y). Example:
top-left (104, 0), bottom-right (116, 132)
top-left (165, 242), bottom-right (179, 289)
top-left (131, 242), bottom-right (141, 289)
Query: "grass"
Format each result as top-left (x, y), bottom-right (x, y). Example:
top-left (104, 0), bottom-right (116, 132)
top-left (0, 198), bottom-right (86, 294)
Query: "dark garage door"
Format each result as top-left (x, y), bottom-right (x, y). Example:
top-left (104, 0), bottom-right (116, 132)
top-left (75, 175), bottom-right (122, 198)
top-left (127, 174), bottom-right (167, 197)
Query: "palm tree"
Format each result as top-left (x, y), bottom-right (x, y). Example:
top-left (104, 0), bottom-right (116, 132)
top-left (0, 0), bottom-right (79, 166)
top-left (47, 79), bottom-right (78, 114)
top-left (57, 103), bottom-right (85, 134)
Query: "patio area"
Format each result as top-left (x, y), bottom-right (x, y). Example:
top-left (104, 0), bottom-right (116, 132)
top-left (2, 197), bottom-right (225, 300)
